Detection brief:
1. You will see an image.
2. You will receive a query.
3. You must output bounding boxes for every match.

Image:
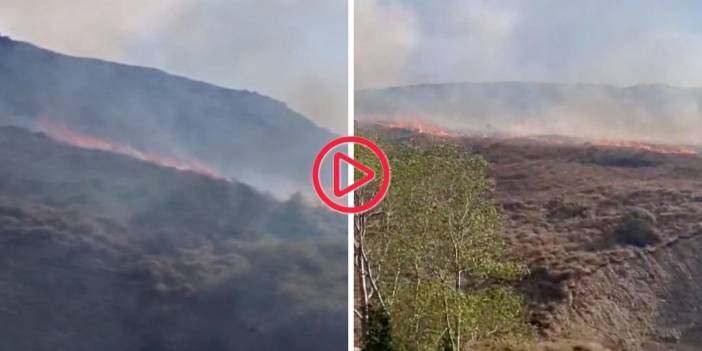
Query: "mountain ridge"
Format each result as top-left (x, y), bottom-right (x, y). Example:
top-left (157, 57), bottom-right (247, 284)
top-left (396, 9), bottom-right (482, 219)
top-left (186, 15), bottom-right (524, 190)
top-left (356, 81), bottom-right (702, 147)
top-left (358, 81), bottom-right (702, 93)
top-left (0, 35), bottom-right (334, 194)
top-left (0, 34), bottom-right (315, 127)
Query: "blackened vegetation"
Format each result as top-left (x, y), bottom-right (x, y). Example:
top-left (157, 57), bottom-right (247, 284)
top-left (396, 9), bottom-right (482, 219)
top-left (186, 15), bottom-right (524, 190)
top-left (582, 148), bottom-right (665, 168)
top-left (0, 126), bottom-right (345, 351)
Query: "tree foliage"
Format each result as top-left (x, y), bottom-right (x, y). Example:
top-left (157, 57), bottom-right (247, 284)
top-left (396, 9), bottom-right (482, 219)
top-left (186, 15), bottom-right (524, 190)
top-left (355, 133), bottom-right (531, 351)
top-left (363, 304), bottom-right (395, 351)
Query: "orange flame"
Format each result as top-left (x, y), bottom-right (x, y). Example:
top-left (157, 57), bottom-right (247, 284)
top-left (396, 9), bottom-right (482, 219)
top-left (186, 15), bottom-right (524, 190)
top-left (373, 117), bottom-right (454, 137)
top-left (36, 119), bottom-right (226, 179)
top-left (594, 139), bottom-right (697, 156)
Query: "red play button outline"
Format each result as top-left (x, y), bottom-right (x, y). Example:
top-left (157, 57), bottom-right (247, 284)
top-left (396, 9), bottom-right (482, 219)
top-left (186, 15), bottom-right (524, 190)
top-left (333, 152), bottom-right (375, 197)
top-left (312, 136), bottom-right (391, 214)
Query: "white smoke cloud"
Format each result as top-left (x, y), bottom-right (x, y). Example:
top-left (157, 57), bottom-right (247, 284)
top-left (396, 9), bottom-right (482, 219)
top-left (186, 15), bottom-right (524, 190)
top-left (0, 0), bottom-right (185, 58)
top-left (356, 0), bottom-right (702, 88)
top-left (355, 0), bottom-right (418, 89)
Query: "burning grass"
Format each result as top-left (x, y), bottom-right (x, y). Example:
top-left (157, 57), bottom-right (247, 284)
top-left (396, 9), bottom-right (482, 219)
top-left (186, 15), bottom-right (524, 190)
top-left (36, 118), bottom-right (226, 179)
top-left (363, 116), bottom-right (456, 138)
top-left (359, 118), bottom-right (700, 158)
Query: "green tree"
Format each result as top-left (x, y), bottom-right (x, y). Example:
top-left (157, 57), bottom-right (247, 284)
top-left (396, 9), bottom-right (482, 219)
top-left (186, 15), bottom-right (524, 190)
top-left (355, 134), bottom-right (531, 351)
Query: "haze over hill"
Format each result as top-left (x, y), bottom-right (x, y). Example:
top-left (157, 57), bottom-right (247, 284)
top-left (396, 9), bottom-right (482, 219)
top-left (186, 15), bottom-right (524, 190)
top-left (0, 125), bottom-right (346, 350)
top-left (0, 0), bottom-right (347, 133)
top-left (357, 82), bottom-right (702, 146)
top-left (0, 33), bottom-right (346, 350)
top-left (0, 35), bottom-right (335, 194)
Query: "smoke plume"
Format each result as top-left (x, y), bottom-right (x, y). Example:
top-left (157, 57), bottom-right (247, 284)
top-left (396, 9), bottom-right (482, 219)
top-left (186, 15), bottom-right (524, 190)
top-left (356, 0), bottom-right (702, 89)
top-left (356, 0), bottom-right (702, 146)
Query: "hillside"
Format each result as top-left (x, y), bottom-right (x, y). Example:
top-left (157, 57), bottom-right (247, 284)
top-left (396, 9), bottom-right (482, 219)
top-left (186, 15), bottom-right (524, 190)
top-left (0, 35), bottom-right (335, 193)
top-left (356, 82), bottom-right (702, 146)
top-left (362, 122), bottom-right (702, 350)
top-left (0, 125), bottom-right (345, 350)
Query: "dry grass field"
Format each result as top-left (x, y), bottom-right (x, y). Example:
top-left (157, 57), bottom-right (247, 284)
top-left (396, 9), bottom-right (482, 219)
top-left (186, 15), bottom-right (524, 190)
top-left (363, 122), bottom-right (702, 350)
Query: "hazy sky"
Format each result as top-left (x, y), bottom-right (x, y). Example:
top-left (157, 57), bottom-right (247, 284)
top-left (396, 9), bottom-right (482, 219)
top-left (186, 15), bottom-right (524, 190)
top-left (356, 0), bottom-right (702, 90)
top-left (0, 0), bottom-right (347, 133)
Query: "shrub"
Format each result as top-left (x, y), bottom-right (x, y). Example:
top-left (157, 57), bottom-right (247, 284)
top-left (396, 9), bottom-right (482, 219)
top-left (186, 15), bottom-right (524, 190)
top-left (545, 198), bottom-right (588, 220)
top-left (363, 305), bottom-right (395, 351)
top-left (613, 207), bottom-right (661, 247)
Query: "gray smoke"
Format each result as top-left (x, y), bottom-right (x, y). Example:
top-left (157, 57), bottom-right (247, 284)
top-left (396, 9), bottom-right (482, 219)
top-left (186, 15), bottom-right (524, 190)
top-left (356, 0), bottom-right (702, 89)
top-left (357, 82), bottom-right (702, 146)
top-left (356, 0), bottom-right (702, 145)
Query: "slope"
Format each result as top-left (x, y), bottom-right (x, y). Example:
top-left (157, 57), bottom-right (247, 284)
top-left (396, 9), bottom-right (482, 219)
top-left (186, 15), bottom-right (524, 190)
top-left (0, 35), bottom-right (335, 193)
top-left (0, 125), bottom-right (345, 351)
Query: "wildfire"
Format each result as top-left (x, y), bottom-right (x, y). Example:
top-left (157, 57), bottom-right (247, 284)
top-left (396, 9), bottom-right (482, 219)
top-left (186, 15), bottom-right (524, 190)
top-left (366, 116), bottom-right (699, 157)
top-left (594, 139), bottom-right (698, 156)
top-left (36, 119), bottom-right (226, 179)
top-left (374, 117), bottom-right (454, 138)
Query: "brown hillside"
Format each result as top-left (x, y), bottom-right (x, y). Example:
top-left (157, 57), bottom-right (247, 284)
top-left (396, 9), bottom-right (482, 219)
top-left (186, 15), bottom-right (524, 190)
top-left (364, 123), bottom-right (702, 350)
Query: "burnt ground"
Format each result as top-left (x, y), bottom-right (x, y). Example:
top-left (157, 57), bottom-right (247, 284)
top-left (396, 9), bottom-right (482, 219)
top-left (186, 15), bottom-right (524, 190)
top-left (466, 137), bottom-right (702, 348)
top-left (0, 126), bottom-right (346, 351)
top-left (365, 124), bottom-right (702, 350)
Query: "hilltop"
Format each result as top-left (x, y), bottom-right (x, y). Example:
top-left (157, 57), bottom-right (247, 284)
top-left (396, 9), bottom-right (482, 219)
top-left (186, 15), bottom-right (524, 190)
top-left (0, 35), bottom-right (335, 193)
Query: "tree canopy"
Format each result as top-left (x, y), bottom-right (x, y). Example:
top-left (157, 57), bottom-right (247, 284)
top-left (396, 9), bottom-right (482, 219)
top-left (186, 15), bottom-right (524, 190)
top-left (355, 133), bottom-right (531, 351)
